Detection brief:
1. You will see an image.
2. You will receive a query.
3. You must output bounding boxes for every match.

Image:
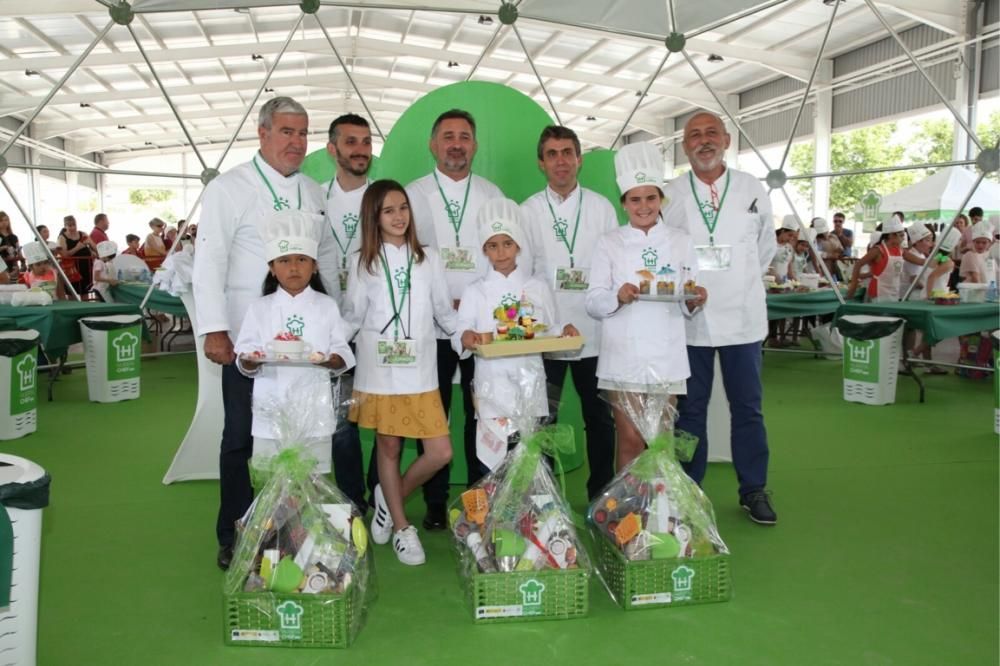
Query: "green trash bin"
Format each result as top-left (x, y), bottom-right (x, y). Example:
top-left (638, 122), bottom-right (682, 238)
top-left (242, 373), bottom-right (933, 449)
top-left (836, 315), bottom-right (905, 406)
top-left (79, 314), bottom-right (142, 403)
top-left (0, 330), bottom-right (40, 440)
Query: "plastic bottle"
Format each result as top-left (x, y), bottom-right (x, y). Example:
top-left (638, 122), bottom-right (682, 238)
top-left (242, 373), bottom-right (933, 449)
top-left (987, 280), bottom-right (997, 303)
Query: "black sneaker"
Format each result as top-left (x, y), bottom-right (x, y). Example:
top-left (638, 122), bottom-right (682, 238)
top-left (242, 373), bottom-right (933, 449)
top-left (740, 490), bottom-right (777, 525)
top-left (217, 544), bottom-right (234, 571)
top-left (422, 504), bottom-right (448, 531)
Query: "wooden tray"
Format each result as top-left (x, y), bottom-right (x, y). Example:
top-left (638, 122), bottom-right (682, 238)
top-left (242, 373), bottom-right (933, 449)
top-left (474, 336), bottom-right (585, 358)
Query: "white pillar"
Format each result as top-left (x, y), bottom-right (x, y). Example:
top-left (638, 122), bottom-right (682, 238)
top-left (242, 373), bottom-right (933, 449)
top-left (953, 0), bottom-right (979, 161)
top-left (813, 59), bottom-right (833, 221)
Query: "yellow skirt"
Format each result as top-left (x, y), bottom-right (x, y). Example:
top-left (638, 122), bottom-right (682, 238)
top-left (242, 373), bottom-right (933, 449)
top-left (349, 390), bottom-right (449, 439)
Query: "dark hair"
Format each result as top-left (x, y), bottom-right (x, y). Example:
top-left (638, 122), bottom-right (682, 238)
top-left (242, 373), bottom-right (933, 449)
top-left (892, 211), bottom-right (904, 221)
top-left (833, 212), bottom-right (845, 221)
top-left (619, 187), bottom-right (665, 205)
top-left (262, 263), bottom-right (327, 296)
top-left (126, 234), bottom-right (140, 243)
top-left (328, 113), bottom-right (370, 142)
top-left (536, 125), bottom-right (581, 160)
top-left (969, 206), bottom-right (984, 218)
top-left (36, 224), bottom-right (47, 233)
top-left (94, 213), bottom-right (107, 224)
top-left (431, 109), bottom-right (476, 139)
top-left (358, 179), bottom-right (426, 275)
top-left (63, 215), bottom-right (76, 225)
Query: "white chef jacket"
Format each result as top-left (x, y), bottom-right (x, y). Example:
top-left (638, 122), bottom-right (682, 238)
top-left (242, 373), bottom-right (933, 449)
top-left (406, 168), bottom-right (505, 337)
top-left (451, 266), bottom-right (559, 420)
top-left (662, 167), bottom-right (776, 347)
top-left (234, 286), bottom-right (356, 439)
top-left (521, 184), bottom-right (618, 359)
top-left (322, 177), bottom-right (368, 306)
top-left (341, 243), bottom-right (457, 395)
top-left (192, 154), bottom-right (338, 340)
top-left (586, 221), bottom-right (698, 388)
top-left (768, 243), bottom-right (794, 279)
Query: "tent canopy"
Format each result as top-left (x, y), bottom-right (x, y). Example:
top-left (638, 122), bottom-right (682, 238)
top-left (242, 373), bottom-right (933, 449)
top-left (855, 167), bottom-right (1000, 226)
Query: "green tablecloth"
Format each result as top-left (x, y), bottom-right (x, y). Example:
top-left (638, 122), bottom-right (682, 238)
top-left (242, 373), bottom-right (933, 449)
top-left (111, 283), bottom-right (187, 318)
top-left (766, 289), bottom-right (847, 320)
top-left (0, 301), bottom-right (142, 358)
top-left (835, 301), bottom-right (1000, 346)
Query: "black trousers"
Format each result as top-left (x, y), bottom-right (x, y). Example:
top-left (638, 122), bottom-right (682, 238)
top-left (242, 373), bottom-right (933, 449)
top-left (543, 356), bottom-right (616, 499)
top-left (216, 363), bottom-right (253, 548)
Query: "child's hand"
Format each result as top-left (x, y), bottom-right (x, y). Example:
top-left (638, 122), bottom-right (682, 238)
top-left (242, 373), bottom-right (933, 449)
top-left (686, 286), bottom-right (708, 311)
top-left (461, 330), bottom-right (481, 350)
top-left (561, 324), bottom-right (580, 337)
top-left (617, 283), bottom-right (639, 305)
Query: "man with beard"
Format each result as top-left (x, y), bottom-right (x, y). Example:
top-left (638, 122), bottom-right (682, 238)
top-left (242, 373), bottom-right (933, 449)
top-left (662, 111), bottom-right (779, 526)
top-left (405, 109), bottom-right (504, 530)
top-left (322, 113), bottom-right (373, 513)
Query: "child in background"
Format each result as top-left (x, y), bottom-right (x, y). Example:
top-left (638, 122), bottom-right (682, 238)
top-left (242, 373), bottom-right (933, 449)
top-left (586, 142), bottom-right (707, 471)
top-left (122, 234), bottom-right (141, 256)
top-left (342, 179), bottom-right (457, 566)
top-left (959, 223), bottom-right (992, 283)
top-left (235, 211), bottom-right (355, 478)
top-left (848, 214), bottom-right (905, 302)
top-left (793, 237), bottom-right (817, 276)
top-left (768, 216), bottom-right (798, 282)
top-left (811, 217), bottom-right (843, 280)
top-left (902, 223), bottom-right (935, 299)
top-left (92, 240), bottom-right (119, 302)
top-left (454, 198), bottom-right (578, 473)
top-left (21, 241), bottom-right (66, 300)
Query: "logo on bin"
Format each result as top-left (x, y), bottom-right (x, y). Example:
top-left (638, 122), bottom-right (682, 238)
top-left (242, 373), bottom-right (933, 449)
top-left (519, 579), bottom-right (545, 615)
top-left (11, 350), bottom-right (37, 415)
top-left (106, 328), bottom-right (141, 381)
top-left (671, 565), bottom-right (695, 601)
top-left (275, 600), bottom-right (304, 640)
top-left (844, 338), bottom-right (879, 382)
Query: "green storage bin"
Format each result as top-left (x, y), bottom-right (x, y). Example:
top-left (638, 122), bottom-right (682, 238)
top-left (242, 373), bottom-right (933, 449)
top-left (224, 583), bottom-right (362, 648)
top-left (460, 561), bottom-right (589, 623)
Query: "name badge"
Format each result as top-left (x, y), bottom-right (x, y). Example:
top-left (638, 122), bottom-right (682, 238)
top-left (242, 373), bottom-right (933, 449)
top-left (554, 266), bottom-right (590, 292)
top-left (440, 246), bottom-right (478, 272)
top-left (377, 338), bottom-right (418, 367)
top-left (338, 268), bottom-right (349, 294)
top-left (694, 244), bottom-right (732, 271)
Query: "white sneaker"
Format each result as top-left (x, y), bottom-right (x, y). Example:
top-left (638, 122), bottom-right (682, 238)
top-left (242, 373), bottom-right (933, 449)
top-left (392, 525), bottom-right (426, 566)
top-left (371, 484), bottom-right (393, 545)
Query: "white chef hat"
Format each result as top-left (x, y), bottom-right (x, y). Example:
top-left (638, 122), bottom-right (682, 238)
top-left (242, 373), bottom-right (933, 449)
top-left (614, 142), bottom-right (664, 196)
top-left (477, 197), bottom-right (526, 250)
top-left (881, 214), bottom-right (905, 235)
top-left (96, 240), bottom-right (118, 258)
top-left (258, 210), bottom-right (322, 262)
top-left (906, 223), bottom-right (931, 244)
top-left (811, 217), bottom-right (830, 234)
top-left (869, 231), bottom-right (882, 246)
top-left (938, 227), bottom-right (962, 252)
top-left (971, 222), bottom-right (993, 241)
top-left (779, 215), bottom-right (800, 231)
top-left (22, 241), bottom-right (49, 266)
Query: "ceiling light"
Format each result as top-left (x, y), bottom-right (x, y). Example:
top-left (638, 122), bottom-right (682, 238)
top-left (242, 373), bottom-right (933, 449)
top-left (585, 115), bottom-right (596, 121)
top-left (144, 141), bottom-right (153, 146)
top-left (79, 102), bottom-right (91, 108)
top-left (24, 69), bottom-right (39, 77)
top-left (708, 54), bottom-right (724, 62)
top-left (251, 54), bottom-right (263, 61)
top-left (264, 87), bottom-right (275, 93)
top-left (234, 7), bottom-right (250, 13)
top-left (478, 15), bottom-right (493, 25)
top-left (117, 124), bottom-right (126, 130)
top-left (447, 61), bottom-right (459, 68)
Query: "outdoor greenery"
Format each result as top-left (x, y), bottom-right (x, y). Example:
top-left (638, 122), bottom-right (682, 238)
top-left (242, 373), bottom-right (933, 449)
top-left (128, 188), bottom-right (174, 206)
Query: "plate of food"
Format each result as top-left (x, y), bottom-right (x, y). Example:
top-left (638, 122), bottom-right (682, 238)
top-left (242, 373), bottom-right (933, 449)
top-left (635, 270), bottom-right (699, 301)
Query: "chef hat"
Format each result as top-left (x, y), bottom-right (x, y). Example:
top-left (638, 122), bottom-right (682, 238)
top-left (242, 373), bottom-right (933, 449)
top-left (938, 227), bottom-right (961, 252)
top-left (96, 240), bottom-right (118, 258)
top-left (477, 197), bottom-right (526, 250)
top-left (881, 214), bottom-right (905, 235)
top-left (971, 222), bottom-right (993, 241)
top-left (906, 223), bottom-right (931, 244)
top-left (779, 215), bottom-right (800, 231)
top-left (811, 217), bottom-right (830, 234)
top-left (614, 142), bottom-right (664, 196)
top-left (869, 231), bottom-right (882, 246)
top-left (22, 241), bottom-right (49, 266)
top-left (258, 210), bottom-right (322, 262)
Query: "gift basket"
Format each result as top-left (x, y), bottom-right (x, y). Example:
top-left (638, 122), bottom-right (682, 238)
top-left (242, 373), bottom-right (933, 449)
top-left (589, 386), bottom-right (731, 610)
top-left (449, 373), bottom-right (590, 623)
top-left (223, 385), bottom-right (374, 648)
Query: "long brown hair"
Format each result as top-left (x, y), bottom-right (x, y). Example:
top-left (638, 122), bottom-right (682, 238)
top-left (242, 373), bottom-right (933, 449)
top-left (358, 179), bottom-right (425, 275)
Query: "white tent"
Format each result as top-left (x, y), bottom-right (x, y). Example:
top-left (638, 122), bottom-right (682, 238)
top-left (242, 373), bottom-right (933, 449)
top-left (856, 167), bottom-right (1000, 226)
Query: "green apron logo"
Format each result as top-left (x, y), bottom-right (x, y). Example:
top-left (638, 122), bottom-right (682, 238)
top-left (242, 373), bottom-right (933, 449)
top-left (275, 600), bottom-right (304, 640)
top-left (285, 315), bottom-right (305, 337)
top-left (671, 565), bottom-right (695, 601)
top-left (107, 328), bottom-right (140, 381)
top-left (341, 213), bottom-right (359, 237)
top-left (844, 338), bottom-right (879, 382)
top-left (518, 579), bottom-right (545, 616)
top-left (642, 247), bottom-right (659, 268)
top-left (11, 350), bottom-right (37, 415)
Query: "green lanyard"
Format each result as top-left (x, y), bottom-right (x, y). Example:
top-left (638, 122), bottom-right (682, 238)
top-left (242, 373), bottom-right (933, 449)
top-left (433, 171), bottom-right (472, 246)
top-left (688, 170), bottom-right (730, 245)
top-left (545, 187), bottom-right (583, 268)
top-left (253, 155), bottom-right (301, 211)
top-left (381, 244), bottom-right (414, 340)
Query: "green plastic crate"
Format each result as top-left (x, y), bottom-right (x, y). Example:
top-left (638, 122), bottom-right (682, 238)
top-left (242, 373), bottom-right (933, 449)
top-left (461, 560), bottom-right (589, 623)
top-left (224, 584), bottom-right (360, 648)
top-left (592, 530), bottom-right (732, 610)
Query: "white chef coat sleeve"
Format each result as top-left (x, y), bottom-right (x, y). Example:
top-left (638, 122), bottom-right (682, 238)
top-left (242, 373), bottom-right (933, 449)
top-left (755, 185), bottom-right (777, 272)
top-left (429, 250), bottom-right (458, 335)
top-left (585, 233), bottom-right (621, 319)
top-left (233, 299), bottom-right (264, 377)
top-left (325, 299), bottom-right (356, 373)
top-left (316, 213), bottom-right (341, 301)
top-left (407, 184), bottom-right (437, 249)
top-left (452, 283), bottom-right (479, 359)
top-left (192, 180), bottom-right (240, 336)
top-left (341, 257), bottom-right (366, 342)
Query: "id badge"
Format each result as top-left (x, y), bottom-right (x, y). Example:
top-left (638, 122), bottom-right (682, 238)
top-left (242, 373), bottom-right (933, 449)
top-left (338, 268), bottom-right (349, 293)
top-left (553, 266), bottom-right (589, 292)
top-left (694, 244), bottom-right (732, 271)
top-left (440, 246), bottom-right (478, 272)
top-left (376, 338), bottom-right (418, 367)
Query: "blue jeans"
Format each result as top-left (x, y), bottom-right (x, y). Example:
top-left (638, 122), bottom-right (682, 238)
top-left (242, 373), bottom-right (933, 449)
top-left (676, 342), bottom-right (769, 497)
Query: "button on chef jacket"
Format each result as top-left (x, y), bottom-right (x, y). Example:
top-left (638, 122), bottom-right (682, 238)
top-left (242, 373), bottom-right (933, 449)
top-left (341, 244), bottom-right (457, 395)
top-left (586, 221), bottom-right (698, 387)
top-left (451, 265), bottom-right (561, 420)
top-left (322, 177), bottom-right (368, 307)
top-left (192, 155), bottom-right (339, 340)
top-left (661, 167), bottom-right (776, 347)
top-left (521, 184), bottom-right (618, 359)
top-left (233, 286), bottom-right (356, 439)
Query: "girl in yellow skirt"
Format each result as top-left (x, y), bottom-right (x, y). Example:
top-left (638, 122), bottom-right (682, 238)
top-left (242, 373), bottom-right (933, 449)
top-left (343, 179), bottom-right (458, 565)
